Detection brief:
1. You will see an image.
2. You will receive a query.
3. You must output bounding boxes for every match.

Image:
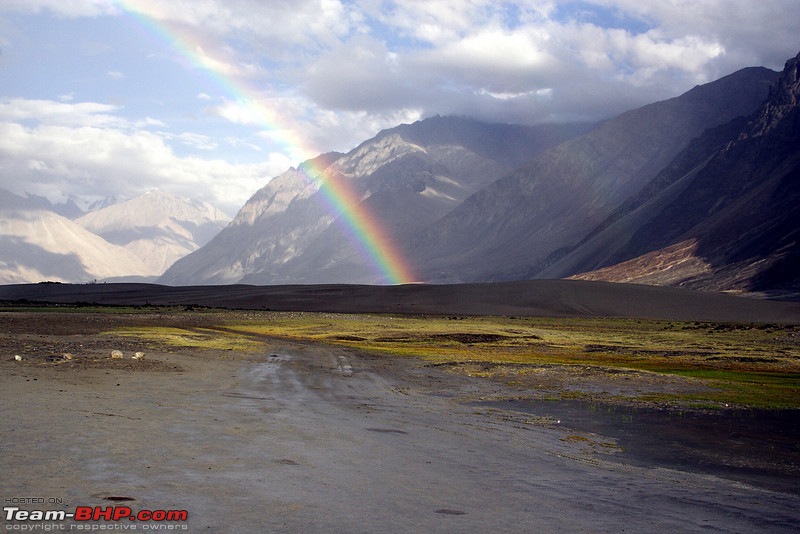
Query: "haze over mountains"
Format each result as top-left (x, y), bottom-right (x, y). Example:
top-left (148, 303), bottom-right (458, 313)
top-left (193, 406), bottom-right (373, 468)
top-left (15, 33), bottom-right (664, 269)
top-left (4, 52), bottom-right (798, 296)
top-left (410, 66), bottom-right (779, 283)
top-left (160, 119), bottom-right (594, 285)
top-left (566, 53), bottom-right (800, 294)
top-left (0, 190), bottom-right (151, 284)
top-left (76, 190), bottom-right (230, 276)
top-left (162, 52), bottom-right (799, 296)
top-left (0, 189), bottom-right (229, 283)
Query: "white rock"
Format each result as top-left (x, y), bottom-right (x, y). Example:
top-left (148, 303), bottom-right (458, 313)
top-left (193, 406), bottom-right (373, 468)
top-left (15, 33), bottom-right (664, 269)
top-left (14, 355), bottom-right (22, 361)
top-left (132, 352), bottom-right (145, 360)
top-left (110, 350), bottom-right (124, 359)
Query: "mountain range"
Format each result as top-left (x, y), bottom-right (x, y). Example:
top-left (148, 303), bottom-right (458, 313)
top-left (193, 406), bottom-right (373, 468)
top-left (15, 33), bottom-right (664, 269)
top-left (565, 53), bottom-right (799, 294)
top-left (160, 119), bottom-right (593, 285)
top-left (0, 189), bottom-right (229, 283)
top-left (162, 52), bottom-right (799, 296)
top-left (75, 190), bottom-right (230, 276)
top-left (4, 52), bottom-right (798, 295)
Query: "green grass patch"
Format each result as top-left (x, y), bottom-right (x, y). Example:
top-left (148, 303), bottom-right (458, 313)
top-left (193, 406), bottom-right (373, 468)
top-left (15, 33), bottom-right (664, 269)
top-left (222, 313), bottom-right (800, 408)
top-left (16, 305), bottom-right (797, 409)
top-left (109, 325), bottom-right (265, 353)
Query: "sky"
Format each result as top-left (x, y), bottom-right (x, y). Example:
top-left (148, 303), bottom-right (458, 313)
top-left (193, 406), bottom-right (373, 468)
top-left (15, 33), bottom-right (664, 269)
top-left (0, 1), bottom-right (798, 215)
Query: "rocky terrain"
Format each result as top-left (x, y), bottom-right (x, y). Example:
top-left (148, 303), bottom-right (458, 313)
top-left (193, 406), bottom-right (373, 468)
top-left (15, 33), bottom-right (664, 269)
top-left (565, 52), bottom-right (800, 293)
top-left (161, 57), bottom-right (797, 295)
top-left (160, 118), bottom-right (592, 285)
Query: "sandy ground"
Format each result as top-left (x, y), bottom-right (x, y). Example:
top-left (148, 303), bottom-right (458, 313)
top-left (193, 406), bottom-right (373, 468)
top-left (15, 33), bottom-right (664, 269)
top-left (2, 312), bottom-right (799, 532)
top-left (2, 279), bottom-right (799, 322)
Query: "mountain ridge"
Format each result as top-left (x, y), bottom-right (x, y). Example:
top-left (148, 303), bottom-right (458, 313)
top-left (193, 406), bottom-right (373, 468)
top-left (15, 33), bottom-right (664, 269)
top-left (0, 190), bottom-right (152, 283)
top-left (410, 66), bottom-right (779, 283)
top-left (74, 189), bottom-right (230, 276)
top-left (4, 55), bottom-right (797, 294)
top-left (566, 52), bottom-right (800, 293)
top-left (160, 117), bottom-right (593, 285)
top-left (160, 63), bottom-right (785, 290)
top-left (0, 189), bottom-right (230, 283)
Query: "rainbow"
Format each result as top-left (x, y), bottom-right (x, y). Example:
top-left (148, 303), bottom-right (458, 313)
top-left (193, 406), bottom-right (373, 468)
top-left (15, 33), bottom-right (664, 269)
top-left (116, 1), bottom-right (415, 284)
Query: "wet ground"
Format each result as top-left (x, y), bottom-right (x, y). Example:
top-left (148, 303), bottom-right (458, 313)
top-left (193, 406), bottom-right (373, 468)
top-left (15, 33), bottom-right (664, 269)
top-left (479, 399), bottom-right (800, 495)
top-left (2, 311), bottom-right (800, 531)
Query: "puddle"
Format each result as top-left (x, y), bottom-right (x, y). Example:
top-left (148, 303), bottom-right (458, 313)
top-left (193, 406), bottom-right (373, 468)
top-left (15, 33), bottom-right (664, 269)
top-left (478, 399), bottom-right (800, 494)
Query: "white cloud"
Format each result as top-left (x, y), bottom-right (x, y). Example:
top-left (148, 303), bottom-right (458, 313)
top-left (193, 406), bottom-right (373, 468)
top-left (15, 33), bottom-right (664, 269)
top-left (569, 0), bottom-right (799, 76)
top-left (1, 0), bottom-right (798, 215)
top-left (0, 99), bottom-right (286, 214)
top-left (119, 0), bottom-right (364, 60)
top-left (293, 0), bottom-right (799, 124)
top-left (207, 98), bottom-right (260, 126)
top-left (176, 132), bottom-right (217, 151)
top-left (134, 117), bottom-right (167, 128)
top-left (369, 0), bottom-right (504, 45)
top-left (0, 98), bottom-right (123, 127)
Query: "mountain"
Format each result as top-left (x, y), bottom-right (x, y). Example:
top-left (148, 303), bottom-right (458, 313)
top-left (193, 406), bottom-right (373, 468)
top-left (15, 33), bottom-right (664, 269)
top-left (21, 193), bottom-right (85, 219)
top-left (159, 57), bottom-right (795, 293)
top-left (159, 117), bottom-right (593, 285)
top-left (410, 66), bottom-right (778, 282)
top-left (86, 196), bottom-right (118, 212)
top-left (0, 190), bottom-right (151, 283)
top-left (563, 52), bottom-right (800, 294)
top-left (75, 190), bottom-right (230, 276)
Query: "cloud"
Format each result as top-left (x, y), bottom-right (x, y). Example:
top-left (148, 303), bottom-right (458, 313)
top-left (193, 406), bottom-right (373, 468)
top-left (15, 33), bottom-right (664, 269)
top-left (82, 0), bottom-right (800, 130)
top-left (1, 0), bottom-right (799, 215)
top-left (121, 0), bottom-right (365, 60)
top-left (303, 35), bottom-right (414, 112)
top-left (176, 132), bottom-right (217, 151)
top-left (0, 98), bottom-right (123, 127)
top-left (134, 117), bottom-right (167, 128)
top-left (0, 99), bottom-right (285, 214)
top-left (293, 0), bottom-right (799, 124)
top-left (207, 98), bottom-right (260, 126)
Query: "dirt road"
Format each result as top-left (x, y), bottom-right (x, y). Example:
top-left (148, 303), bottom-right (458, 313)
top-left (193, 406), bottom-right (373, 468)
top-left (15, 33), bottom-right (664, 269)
top-left (2, 332), bottom-right (798, 532)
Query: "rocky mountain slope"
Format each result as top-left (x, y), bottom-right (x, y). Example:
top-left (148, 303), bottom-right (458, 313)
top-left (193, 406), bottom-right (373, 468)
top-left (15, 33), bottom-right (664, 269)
top-left (160, 117), bottom-right (592, 285)
top-left (160, 63), bottom-right (786, 289)
top-left (76, 190), bottom-right (230, 275)
top-left (565, 52), bottom-right (800, 294)
top-left (0, 190), bottom-right (151, 283)
top-left (410, 66), bottom-right (778, 283)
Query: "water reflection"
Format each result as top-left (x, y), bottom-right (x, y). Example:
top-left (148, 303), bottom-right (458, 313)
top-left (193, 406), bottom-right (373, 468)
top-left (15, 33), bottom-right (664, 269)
top-left (477, 399), bottom-right (800, 494)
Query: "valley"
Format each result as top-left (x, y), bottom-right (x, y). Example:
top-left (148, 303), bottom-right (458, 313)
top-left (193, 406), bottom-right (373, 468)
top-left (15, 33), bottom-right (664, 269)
top-left (2, 306), bottom-right (798, 530)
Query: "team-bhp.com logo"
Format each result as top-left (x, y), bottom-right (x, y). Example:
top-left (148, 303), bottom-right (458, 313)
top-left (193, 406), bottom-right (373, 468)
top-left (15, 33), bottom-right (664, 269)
top-left (4, 505), bottom-right (188, 530)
